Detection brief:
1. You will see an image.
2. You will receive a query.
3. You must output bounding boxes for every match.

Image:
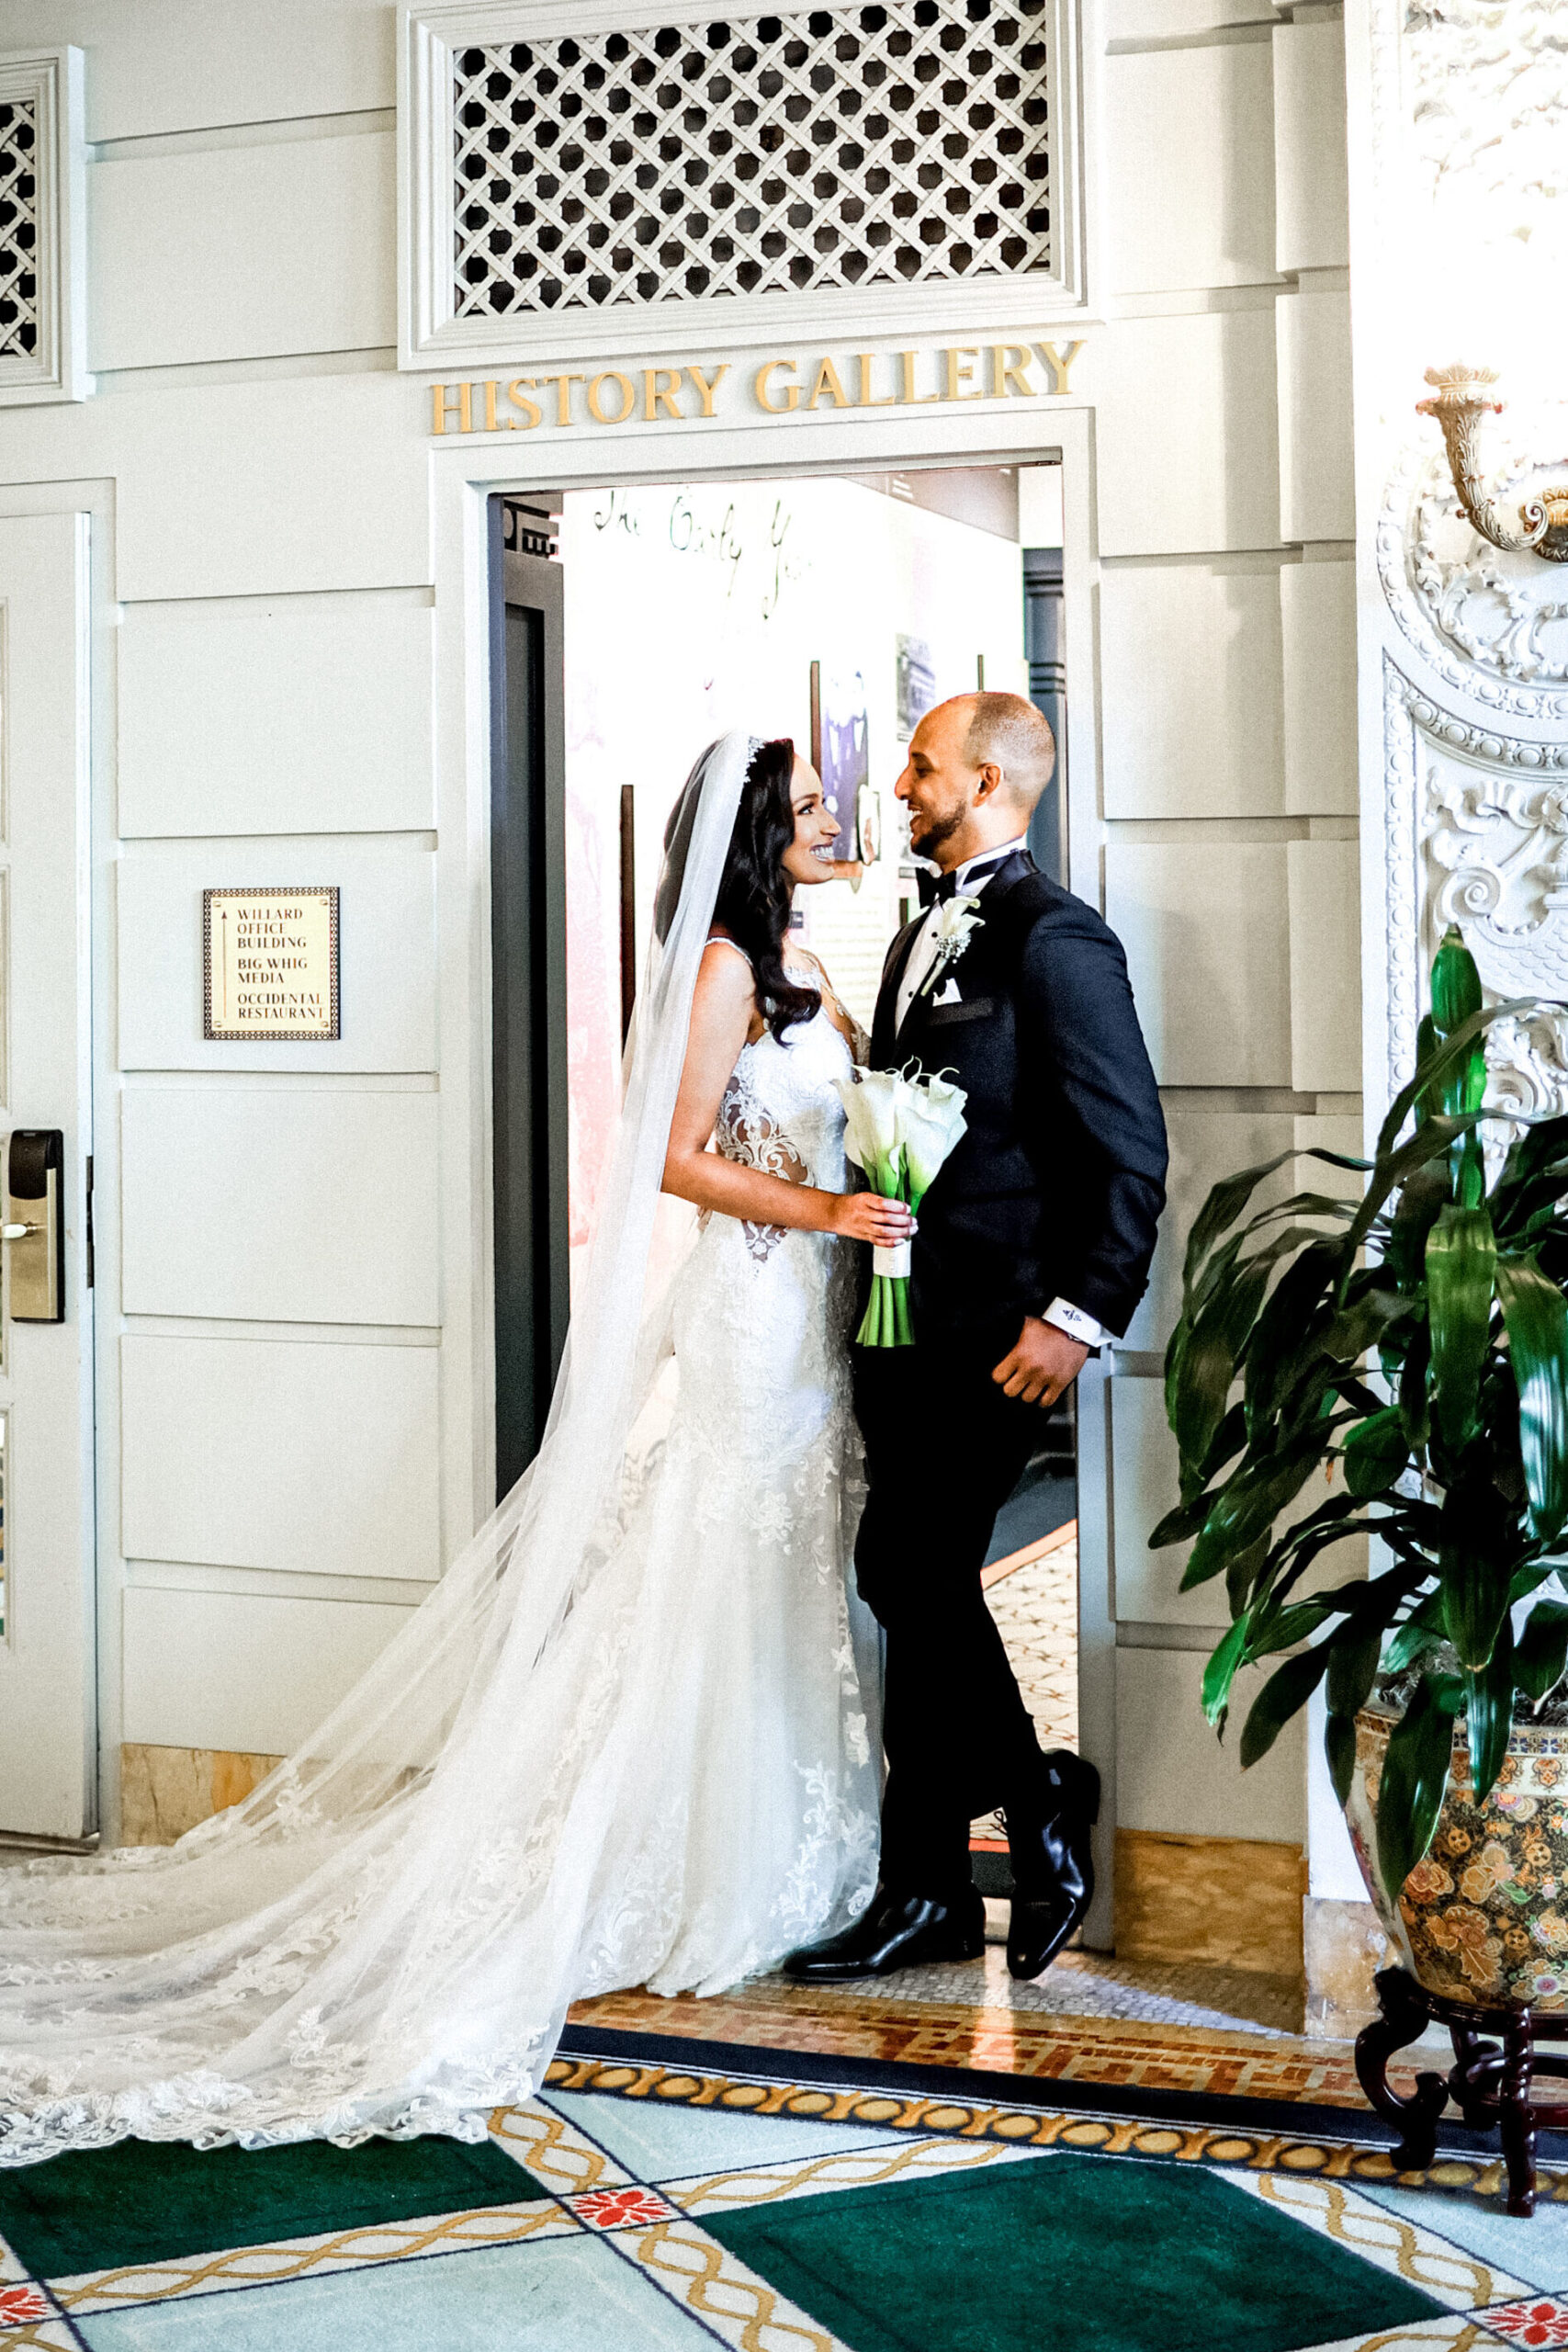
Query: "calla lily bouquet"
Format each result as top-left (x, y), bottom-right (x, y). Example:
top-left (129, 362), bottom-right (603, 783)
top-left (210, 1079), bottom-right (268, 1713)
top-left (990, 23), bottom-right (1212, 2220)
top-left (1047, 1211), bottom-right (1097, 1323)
top-left (834, 1064), bottom-right (968, 1346)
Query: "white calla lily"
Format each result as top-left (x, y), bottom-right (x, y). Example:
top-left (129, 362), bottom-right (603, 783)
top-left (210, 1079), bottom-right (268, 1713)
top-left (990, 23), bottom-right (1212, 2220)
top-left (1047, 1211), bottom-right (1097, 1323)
top-left (838, 1059), bottom-right (971, 1345)
top-left (833, 1067), bottom-right (903, 1180)
top-left (901, 1072), bottom-right (967, 1204)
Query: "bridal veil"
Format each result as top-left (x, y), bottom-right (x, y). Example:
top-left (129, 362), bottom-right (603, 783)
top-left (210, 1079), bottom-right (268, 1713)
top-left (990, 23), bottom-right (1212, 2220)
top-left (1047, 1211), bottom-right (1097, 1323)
top-left (0, 730), bottom-right (829, 2164)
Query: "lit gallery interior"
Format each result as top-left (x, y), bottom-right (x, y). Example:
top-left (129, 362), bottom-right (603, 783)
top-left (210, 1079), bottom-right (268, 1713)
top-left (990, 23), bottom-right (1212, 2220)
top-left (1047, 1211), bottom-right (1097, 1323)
top-left (0, 0), bottom-right (1565, 2342)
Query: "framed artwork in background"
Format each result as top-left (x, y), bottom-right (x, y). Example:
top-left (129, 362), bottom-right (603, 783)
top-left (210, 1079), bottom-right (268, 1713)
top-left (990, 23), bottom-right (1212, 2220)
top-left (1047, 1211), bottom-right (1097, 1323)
top-left (809, 662), bottom-right (877, 867)
top-left (895, 634), bottom-right (935, 741)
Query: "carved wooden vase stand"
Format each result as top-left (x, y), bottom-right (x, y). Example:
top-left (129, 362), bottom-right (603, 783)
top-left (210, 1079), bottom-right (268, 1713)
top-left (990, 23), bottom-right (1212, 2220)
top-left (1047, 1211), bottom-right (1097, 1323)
top-left (1356, 1965), bottom-right (1568, 2216)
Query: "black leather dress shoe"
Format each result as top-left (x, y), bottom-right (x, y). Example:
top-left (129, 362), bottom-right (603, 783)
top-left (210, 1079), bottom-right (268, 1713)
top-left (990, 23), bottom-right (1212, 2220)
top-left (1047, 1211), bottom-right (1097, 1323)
top-left (1006, 1748), bottom-right (1100, 1982)
top-left (782, 1885), bottom-right (987, 1983)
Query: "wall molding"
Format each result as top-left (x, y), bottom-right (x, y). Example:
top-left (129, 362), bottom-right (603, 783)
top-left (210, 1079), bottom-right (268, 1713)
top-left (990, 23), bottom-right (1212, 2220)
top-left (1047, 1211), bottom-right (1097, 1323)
top-left (397, 0), bottom-right (1086, 368)
top-left (0, 47), bottom-right (86, 407)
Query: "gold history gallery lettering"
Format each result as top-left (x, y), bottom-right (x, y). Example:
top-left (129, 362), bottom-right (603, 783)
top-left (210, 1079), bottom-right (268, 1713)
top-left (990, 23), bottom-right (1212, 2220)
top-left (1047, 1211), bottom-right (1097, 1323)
top-left (430, 341), bottom-right (1085, 436)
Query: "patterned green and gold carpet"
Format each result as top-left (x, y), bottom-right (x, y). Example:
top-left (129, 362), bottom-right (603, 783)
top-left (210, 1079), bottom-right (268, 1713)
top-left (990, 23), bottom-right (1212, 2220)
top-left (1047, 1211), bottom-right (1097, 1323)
top-left (4, 2031), bottom-right (1568, 2350)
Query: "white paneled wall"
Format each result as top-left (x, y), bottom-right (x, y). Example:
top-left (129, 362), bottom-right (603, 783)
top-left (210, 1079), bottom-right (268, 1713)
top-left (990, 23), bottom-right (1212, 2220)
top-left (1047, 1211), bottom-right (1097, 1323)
top-left (121, 1335), bottom-right (440, 1581)
top-left (121, 1088), bottom-right (440, 1325)
top-left (1277, 285), bottom-right (1356, 542)
top-left (1097, 0), bottom-right (1358, 1871)
top-left (1272, 20), bottom-right (1350, 272)
top-left (118, 594), bottom-right (434, 836)
top-left (0, 0), bottom-right (392, 140)
top-left (1102, 40), bottom-right (1279, 295)
top-left (118, 840), bottom-right (435, 1071)
top-left (1117, 1647), bottom-right (1308, 1842)
top-left (1122, 1107), bottom-right (1295, 1352)
top-left (1108, 842), bottom-right (1294, 1088)
top-left (1095, 311), bottom-right (1283, 557)
top-left (113, 376), bottom-right (430, 601)
top-left (1282, 560), bottom-right (1358, 813)
top-left (123, 1588), bottom-right (415, 1755)
top-left (1111, 1380), bottom-right (1232, 1630)
top-left (91, 130), bottom-right (396, 371)
top-left (1100, 560), bottom-right (1285, 816)
top-left (1288, 839), bottom-right (1362, 1091)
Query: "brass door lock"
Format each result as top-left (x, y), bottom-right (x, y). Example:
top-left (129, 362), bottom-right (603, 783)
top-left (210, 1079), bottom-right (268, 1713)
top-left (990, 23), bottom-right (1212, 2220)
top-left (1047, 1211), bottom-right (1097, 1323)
top-left (5, 1131), bottom-right (63, 1322)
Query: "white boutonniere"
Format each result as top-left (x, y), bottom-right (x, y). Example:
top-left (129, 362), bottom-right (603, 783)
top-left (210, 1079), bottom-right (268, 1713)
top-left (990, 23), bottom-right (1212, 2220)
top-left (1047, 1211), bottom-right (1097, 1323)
top-left (918, 894), bottom-right (983, 1001)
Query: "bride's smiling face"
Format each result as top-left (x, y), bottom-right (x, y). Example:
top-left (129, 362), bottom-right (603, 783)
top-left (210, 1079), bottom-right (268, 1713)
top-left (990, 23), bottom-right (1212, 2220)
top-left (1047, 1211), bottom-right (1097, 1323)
top-left (780, 757), bottom-right (841, 889)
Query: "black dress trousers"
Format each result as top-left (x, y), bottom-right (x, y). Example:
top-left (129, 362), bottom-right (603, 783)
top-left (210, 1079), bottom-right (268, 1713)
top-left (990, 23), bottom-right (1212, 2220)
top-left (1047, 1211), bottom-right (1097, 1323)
top-left (852, 1329), bottom-right (1048, 1900)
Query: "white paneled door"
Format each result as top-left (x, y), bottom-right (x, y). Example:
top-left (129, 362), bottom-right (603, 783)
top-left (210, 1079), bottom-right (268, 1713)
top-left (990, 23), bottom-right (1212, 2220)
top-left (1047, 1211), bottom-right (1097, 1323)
top-left (0, 511), bottom-right (96, 1838)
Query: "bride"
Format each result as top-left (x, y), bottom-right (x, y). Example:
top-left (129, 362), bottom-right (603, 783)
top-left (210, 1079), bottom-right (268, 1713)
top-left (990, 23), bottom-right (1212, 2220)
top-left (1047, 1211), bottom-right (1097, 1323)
top-left (0, 731), bottom-right (912, 2165)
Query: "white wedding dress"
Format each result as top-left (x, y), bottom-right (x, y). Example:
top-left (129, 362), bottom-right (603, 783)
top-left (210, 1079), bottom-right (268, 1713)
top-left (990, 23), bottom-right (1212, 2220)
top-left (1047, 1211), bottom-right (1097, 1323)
top-left (0, 735), bottom-right (879, 2165)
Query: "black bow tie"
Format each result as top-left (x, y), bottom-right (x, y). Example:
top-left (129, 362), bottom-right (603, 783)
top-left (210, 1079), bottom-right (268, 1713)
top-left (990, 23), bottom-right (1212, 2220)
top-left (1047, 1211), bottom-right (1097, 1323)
top-left (917, 854), bottom-right (1012, 910)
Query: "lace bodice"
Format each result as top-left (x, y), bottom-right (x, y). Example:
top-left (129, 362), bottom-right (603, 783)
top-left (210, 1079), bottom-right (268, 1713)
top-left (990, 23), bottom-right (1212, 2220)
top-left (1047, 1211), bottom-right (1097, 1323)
top-left (705, 942), bottom-right (863, 1227)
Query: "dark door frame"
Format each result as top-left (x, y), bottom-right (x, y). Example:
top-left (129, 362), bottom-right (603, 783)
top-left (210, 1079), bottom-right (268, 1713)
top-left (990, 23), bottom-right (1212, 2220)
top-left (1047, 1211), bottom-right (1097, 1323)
top-left (488, 497), bottom-right (570, 1497)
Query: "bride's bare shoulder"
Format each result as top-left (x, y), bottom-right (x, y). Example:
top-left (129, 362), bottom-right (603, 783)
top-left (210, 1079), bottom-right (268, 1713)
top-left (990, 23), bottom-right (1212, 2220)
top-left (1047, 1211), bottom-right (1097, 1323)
top-left (695, 932), bottom-right (766, 1042)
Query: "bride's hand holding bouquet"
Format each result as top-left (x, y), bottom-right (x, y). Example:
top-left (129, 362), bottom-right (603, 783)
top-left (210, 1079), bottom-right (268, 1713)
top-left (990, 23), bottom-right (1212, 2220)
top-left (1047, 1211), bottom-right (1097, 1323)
top-left (829, 1190), bottom-right (919, 1250)
top-left (834, 1065), bottom-right (968, 1346)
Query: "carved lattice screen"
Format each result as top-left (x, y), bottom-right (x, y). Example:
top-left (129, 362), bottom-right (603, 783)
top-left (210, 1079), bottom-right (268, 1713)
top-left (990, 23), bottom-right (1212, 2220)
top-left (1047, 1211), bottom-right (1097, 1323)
top-left (0, 93), bottom-right (38, 360)
top-left (451, 1), bottom-right (1050, 319)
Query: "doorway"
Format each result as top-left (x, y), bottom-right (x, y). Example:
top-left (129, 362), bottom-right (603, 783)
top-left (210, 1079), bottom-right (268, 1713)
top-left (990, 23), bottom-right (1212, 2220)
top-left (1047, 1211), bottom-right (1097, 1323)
top-left (489, 458), bottom-right (1081, 1862)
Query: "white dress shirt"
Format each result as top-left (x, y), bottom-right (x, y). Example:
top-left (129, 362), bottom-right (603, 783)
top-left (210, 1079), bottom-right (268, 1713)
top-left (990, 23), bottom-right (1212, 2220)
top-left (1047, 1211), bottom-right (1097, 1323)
top-left (894, 834), bottom-right (1111, 1353)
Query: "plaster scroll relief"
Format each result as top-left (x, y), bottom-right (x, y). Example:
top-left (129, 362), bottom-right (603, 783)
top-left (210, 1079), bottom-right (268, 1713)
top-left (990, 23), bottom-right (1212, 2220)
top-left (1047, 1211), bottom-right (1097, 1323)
top-left (1403, 0), bottom-right (1568, 261)
top-left (1380, 424), bottom-right (1568, 723)
top-left (1383, 658), bottom-right (1568, 1122)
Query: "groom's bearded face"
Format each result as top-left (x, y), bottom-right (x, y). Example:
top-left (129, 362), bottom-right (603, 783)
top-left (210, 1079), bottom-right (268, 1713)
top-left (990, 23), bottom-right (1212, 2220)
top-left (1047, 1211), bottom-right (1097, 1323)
top-left (898, 709), bottom-right (978, 862)
top-left (907, 795), bottom-right (966, 858)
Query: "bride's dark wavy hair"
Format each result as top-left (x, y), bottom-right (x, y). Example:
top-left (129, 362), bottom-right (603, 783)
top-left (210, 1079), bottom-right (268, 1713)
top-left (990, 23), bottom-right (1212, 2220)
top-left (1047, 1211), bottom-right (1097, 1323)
top-left (713, 737), bottom-right (821, 1043)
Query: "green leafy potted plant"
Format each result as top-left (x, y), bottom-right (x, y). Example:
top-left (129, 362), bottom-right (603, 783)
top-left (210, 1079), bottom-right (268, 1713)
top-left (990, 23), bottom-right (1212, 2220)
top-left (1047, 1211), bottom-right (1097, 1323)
top-left (1156, 928), bottom-right (1568, 2006)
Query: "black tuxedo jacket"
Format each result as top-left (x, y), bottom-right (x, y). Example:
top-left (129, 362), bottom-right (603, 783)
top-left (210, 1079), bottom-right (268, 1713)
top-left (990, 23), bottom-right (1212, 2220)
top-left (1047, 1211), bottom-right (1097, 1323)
top-left (871, 850), bottom-right (1167, 1343)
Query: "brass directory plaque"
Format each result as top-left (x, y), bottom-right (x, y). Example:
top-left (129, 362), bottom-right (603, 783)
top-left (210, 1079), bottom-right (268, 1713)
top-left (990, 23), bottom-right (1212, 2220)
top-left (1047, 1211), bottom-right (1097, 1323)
top-left (202, 888), bottom-right (340, 1041)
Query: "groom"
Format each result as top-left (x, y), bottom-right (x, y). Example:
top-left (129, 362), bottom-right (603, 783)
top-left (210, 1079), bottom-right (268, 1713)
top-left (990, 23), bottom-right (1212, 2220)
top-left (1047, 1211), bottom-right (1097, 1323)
top-left (786, 692), bottom-right (1168, 1984)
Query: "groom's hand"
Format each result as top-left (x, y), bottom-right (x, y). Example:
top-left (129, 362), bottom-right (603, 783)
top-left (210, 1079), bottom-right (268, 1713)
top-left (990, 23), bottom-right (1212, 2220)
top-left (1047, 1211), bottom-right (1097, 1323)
top-left (992, 1317), bottom-right (1089, 1408)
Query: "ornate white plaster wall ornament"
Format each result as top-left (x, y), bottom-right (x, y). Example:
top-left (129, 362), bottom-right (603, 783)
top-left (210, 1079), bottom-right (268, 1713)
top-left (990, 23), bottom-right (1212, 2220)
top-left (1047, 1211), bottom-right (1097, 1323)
top-left (1402, 0), bottom-right (1568, 259)
top-left (1363, 0), bottom-right (1568, 1134)
top-left (1378, 432), bottom-right (1568, 722)
top-left (1382, 658), bottom-right (1568, 1118)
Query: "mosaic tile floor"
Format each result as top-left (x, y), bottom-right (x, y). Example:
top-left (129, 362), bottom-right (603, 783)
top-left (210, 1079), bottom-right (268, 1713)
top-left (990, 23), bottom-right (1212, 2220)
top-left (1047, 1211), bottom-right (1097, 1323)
top-left (783, 1905), bottom-right (1304, 2032)
top-left (7, 2045), bottom-right (1568, 2350)
top-left (983, 1524), bottom-right (1079, 1755)
top-left (972, 1526), bottom-right (1078, 1849)
top-left (570, 1977), bottom-right (1382, 2106)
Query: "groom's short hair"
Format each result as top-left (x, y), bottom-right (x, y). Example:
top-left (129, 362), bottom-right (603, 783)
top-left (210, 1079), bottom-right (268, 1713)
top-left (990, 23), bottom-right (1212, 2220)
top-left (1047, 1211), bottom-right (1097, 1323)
top-left (962, 693), bottom-right (1056, 810)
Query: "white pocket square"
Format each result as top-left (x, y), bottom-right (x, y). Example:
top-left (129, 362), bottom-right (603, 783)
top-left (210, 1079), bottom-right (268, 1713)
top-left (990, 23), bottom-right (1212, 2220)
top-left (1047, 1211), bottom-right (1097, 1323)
top-left (932, 978), bottom-right (964, 1005)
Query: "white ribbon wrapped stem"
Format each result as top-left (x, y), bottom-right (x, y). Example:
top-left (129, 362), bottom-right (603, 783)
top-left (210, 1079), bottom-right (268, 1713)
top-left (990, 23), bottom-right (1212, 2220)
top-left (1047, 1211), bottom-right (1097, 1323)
top-left (873, 1242), bottom-right (912, 1278)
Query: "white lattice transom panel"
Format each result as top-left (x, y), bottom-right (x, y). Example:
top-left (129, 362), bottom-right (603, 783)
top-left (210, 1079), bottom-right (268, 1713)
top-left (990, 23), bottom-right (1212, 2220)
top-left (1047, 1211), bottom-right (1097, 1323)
top-left (0, 93), bottom-right (38, 360)
top-left (452, 0), bottom-right (1050, 320)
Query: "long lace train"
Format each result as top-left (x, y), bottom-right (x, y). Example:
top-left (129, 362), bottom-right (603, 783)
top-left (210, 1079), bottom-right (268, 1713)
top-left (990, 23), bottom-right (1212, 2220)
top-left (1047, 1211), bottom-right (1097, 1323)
top-left (0, 732), bottom-right (880, 2165)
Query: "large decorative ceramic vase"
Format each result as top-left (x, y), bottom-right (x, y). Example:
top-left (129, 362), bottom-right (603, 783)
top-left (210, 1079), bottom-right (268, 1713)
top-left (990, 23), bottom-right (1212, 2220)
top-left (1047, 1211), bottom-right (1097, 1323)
top-left (1344, 1705), bottom-right (1568, 2009)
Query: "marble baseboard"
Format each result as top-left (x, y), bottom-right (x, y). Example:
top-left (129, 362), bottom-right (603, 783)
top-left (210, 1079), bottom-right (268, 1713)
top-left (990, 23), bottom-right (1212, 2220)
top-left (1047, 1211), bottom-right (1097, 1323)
top-left (120, 1742), bottom-right (283, 1846)
top-left (1113, 1827), bottom-right (1307, 1988)
top-left (1303, 1894), bottom-right (1390, 2040)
